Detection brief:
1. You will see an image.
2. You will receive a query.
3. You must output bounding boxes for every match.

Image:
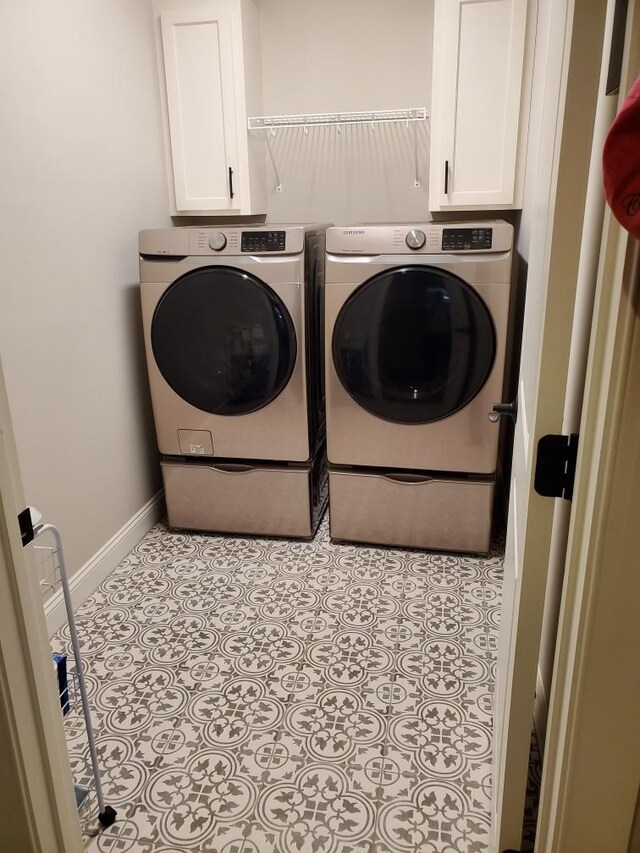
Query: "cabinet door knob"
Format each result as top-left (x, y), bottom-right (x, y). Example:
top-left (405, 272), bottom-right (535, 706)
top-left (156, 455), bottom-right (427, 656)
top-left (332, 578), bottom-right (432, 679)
top-left (228, 167), bottom-right (234, 200)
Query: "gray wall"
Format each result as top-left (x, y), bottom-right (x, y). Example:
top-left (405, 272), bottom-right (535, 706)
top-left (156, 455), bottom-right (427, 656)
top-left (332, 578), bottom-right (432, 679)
top-left (0, 1), bottom-right (172, 581)
top-left (259, 0), bottom-right (434, 224)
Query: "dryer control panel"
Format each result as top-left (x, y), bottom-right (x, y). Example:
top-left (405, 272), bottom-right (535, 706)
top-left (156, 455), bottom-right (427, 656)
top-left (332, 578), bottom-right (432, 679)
top-left (241, 230), bottom-right (286, 252)
top-left (442, 227), bottom-right (492, 251)
top-left (325, 221), bottom-right (512, 255)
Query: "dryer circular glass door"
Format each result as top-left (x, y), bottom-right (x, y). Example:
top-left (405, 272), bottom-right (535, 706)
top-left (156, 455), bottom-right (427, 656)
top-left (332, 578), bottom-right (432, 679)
top-left (332, 265), bottom-right (496, 424)
top-left (151, 266), bottom-right (297, 415)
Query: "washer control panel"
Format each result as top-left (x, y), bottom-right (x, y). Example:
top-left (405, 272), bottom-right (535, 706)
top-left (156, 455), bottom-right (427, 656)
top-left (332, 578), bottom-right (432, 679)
top-left (442, 228), bottom-right (493, 251)
top-left (241, 230), bottom-right (286, 252)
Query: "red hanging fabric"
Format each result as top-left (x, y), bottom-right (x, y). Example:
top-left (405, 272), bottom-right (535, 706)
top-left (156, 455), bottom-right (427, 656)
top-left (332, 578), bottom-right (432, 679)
top-left (603, 76), bottom-right (640, 239)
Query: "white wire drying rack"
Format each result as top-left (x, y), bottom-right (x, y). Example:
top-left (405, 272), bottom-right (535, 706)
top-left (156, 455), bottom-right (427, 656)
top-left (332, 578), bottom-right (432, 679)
top-left (247, 106), bottom-right (428, 130)
top-left (30, 508), bottom-right (117, 833)
top-left (54, 663), bottom-right (97, 821)
top-left (247, 107), bottom-right (429, 192)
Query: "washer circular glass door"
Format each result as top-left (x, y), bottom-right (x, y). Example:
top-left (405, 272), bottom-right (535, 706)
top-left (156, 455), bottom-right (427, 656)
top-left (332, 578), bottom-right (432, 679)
top-left (152, 266), bottom-right (297, 415)
top-left (332, 265), bottom-right (496, 424)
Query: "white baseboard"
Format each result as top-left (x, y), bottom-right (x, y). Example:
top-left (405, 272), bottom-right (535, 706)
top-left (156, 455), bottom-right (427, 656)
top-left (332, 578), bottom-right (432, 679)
top-left (45, 491), bottom-right (164, 637)
top-left (534, 665), bottom-right (549, 754)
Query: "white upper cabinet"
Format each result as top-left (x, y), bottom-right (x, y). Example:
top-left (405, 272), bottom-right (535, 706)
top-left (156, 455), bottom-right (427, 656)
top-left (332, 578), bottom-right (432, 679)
top-left (429, 0), bottom-right (529, 211)
top-left (153, 0), bottom-right (265, 216)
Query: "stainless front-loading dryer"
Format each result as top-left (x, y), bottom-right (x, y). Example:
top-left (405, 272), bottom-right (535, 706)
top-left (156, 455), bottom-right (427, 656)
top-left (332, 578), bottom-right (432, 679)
top-left (139, 224), bottom-right (328, 538)
top-left (325, 221), bottom-right (513, 552)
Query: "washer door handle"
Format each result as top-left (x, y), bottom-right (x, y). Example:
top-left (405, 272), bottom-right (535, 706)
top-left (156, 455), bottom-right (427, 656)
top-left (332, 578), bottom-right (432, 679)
top-left (488, 399), bottom-right (518, 423)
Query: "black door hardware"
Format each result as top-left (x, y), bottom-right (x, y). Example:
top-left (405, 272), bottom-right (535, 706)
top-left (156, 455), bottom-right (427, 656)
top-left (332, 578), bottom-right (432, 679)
top-left (489, 398), bottom-right (518, 423)
top-left (18, 507), bottom-right (34, 547)
top-left (534, 433), bottom-right (579, 500)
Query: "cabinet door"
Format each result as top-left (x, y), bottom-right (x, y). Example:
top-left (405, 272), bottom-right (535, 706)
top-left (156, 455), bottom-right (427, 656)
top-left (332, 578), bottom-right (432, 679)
top-left (160, 3), bottom-right (239, 213)
top-left (430, 0), bottom-right (527, 209)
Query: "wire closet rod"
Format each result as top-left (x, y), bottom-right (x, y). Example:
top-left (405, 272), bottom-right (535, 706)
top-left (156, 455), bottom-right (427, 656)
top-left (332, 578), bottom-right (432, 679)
top-left (247, 107), bottom-right (428, 130)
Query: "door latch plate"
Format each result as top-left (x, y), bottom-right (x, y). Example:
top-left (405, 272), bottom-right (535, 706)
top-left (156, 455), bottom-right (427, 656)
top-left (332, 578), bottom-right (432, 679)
top-left (534, 433), bottom-right (579, 500)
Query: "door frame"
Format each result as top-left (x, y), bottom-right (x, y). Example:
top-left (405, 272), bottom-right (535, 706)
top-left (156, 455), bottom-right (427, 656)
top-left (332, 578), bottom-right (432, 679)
top-left (538, 222), bottom-right (640, 853)
top-left (493, 0), bottom-right (610, 846)
top-left (0, 359), bottom-right (83, 853)
top-left (536, 3), bottom-right (640, 849)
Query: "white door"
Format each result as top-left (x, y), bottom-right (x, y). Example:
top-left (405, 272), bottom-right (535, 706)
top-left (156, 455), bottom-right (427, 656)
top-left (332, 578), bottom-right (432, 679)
top-left (492, 0), bottom-right (612, 849)
top-left (535, 204), bottom-right (640, 853)
top-left (0, 358), bottom-right (84, 852)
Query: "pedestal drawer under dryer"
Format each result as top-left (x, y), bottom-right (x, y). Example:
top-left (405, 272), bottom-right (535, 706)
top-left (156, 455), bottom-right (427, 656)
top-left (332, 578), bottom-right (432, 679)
top-left (328, 468), bottom-right (494, 553)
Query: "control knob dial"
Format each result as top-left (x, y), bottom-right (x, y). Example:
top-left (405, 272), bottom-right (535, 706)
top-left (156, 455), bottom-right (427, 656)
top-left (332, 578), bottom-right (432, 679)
top-left (406, 229), bottom-right (426, 250)
top-left (209, 232), bottom-right (227, 251)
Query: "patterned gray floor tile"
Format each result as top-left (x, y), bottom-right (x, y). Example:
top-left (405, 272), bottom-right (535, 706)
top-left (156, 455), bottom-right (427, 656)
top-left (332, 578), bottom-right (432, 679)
top-left (460, 685), bottom-right (495, 728)
top-left (253, 761), bottom-right (378, 853)
top-left (54, 515), bottom-right (510, 852)
top-left (85, 803), bottom-right (159, 852)
top-left (375, 779), bottom-right (492, 852)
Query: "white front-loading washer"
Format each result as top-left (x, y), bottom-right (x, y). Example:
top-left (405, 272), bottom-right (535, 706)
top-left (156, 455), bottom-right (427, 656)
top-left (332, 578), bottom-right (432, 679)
top-left (324, 221), bottom-right (513, 552)
top-left (139, 224), bottom-right (328, 538)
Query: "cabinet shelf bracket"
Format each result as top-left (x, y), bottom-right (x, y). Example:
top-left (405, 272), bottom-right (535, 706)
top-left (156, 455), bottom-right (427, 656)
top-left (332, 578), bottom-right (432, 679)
top-left (413, 121), bottom-right (421, 188)
top-left (264, 130), bottom-right (283, 192)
